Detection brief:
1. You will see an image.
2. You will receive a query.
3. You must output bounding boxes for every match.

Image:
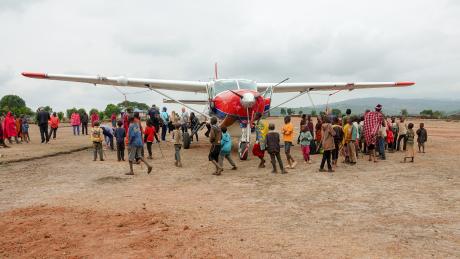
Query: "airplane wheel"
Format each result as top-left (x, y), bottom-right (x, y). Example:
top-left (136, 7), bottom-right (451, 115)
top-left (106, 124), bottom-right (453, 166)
top-left (183, 132), bottom-right (191, 149)
top-left (239, 142), bottom-right (249, 160)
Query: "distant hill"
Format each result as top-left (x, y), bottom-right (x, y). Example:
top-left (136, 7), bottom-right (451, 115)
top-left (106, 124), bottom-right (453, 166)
top-left (270, 98), bottom-right (460, 116)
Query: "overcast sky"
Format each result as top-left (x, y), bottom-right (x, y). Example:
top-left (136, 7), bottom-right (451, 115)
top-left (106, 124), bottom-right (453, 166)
top-left (1, 0), bottom-right (459, 113)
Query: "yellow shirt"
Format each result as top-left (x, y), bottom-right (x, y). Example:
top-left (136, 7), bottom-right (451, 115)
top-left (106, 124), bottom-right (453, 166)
top-left (282, 123), bottom-right (294, 142)
top-left (343, 124), bottom-right (352, 143)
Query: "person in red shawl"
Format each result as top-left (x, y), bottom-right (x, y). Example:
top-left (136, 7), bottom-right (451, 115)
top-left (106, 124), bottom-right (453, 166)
top-left (364, 104), bottom-right (384, 162)
top-left (0, 115), bottom-right (10, 148)
top-left (3, 112), bottom-right (19, 144)
top-left (90, 112), bottom-right (99, 127)
top-left (111, 113), bottom-right (117, 128)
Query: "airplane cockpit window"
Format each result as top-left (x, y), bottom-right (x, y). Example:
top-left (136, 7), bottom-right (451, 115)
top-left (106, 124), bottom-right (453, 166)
top-left (237, 80), bottom-right (257, 91)
top-left (214, 80), bottom-right (238, 94)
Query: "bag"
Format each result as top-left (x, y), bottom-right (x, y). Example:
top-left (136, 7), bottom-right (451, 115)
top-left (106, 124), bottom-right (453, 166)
top-left (333, 126), bottom-right (343, 142)
top-left (92, 128), bottom-right (101, 140)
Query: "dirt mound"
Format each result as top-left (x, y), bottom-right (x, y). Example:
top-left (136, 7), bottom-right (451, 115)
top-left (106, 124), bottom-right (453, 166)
top-left (0, 206), bottom-right (225, 258)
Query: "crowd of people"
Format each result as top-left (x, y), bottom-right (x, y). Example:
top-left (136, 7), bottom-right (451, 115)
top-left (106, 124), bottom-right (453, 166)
top-left (0, 103), bottom-right (429, 177)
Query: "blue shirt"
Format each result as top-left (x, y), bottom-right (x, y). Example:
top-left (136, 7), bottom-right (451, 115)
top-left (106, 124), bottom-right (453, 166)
top-left (160, 112), bottom-right (169, 124)
top-left (114, 127), bottom-right (126, 143)
top-left (128, 123), bottom-right (143, 147)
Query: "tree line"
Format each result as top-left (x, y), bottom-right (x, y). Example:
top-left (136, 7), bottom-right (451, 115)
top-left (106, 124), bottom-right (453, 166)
top-left (0, 95), bottom-right (151, 122)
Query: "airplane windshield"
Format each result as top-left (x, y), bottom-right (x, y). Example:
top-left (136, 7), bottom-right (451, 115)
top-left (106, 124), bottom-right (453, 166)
top-left (214, 80), bottom-right (238, 94)
top-left (237, 80), bottom-right (257, 91)
top-left (214, 79), bottom-right (257, 94)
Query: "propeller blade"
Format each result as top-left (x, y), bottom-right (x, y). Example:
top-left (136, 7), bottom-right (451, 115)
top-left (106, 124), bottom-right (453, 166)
top-left (229, 90), bottom-right (244, 98)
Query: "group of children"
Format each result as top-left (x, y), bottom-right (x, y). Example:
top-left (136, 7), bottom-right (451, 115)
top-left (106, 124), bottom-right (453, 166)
top-left (0, 112), bottom-right (31, 147)
top-left (86, 105), bottom-right (429, 176)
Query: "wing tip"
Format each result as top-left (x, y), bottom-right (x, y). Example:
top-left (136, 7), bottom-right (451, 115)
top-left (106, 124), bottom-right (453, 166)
top-left (396, 81), bottom-right (415, 86)
top-left (22, 72), bottom-right (48, 79)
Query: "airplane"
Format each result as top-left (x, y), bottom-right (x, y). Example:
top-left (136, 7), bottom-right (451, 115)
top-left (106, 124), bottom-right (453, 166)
top-left (21, 66), bottom-right (414, 160)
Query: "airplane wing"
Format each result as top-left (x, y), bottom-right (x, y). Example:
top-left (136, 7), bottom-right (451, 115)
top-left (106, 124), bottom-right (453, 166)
top-left (257, 81), bottom-right (414, 93)
top-left (21, 72), bottom-right (208, 93)
top-left (163, 99), bottom-right (208, 105)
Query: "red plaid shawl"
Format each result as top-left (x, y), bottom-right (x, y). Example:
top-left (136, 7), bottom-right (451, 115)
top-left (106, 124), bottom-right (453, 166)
top-left (364, 111), bottom-right (383, 145)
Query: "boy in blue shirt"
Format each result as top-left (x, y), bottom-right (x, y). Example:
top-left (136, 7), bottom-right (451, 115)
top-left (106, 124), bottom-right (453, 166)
top-left (126, 117), bottom-right (152, 175)
top-left (218, 127), bottom-right (237, 172)
top-left (114, 120), bottom-right (126, 161)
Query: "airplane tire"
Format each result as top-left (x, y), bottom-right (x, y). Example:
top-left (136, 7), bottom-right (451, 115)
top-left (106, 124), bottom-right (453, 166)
top-left (239, 142), bottom-right (249, 160)
top-left (183, 132), bottom-right (191, 149)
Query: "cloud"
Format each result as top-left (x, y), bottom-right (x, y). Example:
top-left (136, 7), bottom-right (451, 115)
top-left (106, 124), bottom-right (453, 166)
top-left (0, 0), bottom-right (459, 112)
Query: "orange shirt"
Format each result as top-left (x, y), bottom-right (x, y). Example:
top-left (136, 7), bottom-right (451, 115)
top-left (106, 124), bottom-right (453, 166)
top-left (281, 123), bottom-right (294, 142)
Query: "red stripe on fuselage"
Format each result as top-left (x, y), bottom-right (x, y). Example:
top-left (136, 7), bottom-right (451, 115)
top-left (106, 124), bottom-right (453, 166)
top-left (396, 82), bottom-right (415, 86)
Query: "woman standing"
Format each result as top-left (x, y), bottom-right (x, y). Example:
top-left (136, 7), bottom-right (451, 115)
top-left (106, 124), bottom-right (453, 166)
top-left (319, 116), bottom-right (336, 173)
top-left (70, 112), bottom-right (81, 135)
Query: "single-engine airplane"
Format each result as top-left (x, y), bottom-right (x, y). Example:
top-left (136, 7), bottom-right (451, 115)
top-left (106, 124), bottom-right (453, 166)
top-left (22, 65), bottom-right (414, 160)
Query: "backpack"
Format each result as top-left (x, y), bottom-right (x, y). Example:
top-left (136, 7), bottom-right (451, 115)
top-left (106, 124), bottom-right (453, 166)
top-left (333, 126), bottom-right (343, 142)
top-left (92, 128), bottom-right (101, 140)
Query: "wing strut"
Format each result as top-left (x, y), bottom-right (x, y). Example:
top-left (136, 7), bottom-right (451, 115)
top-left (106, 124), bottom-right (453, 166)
top-left (146, 84), bottom-right (211, 120)
top-left (264, 89), bottom-right (313, 115)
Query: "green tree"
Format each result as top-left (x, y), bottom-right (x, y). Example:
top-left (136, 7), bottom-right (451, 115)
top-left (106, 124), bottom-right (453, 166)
top-left (432, 110), bottom-right (445, 119)
top-left (117, 101), bottom-right (149, 111)
top-left (89, 108), bottom-right (99, 116)
top-left (77, 108), bottom-right (87, 117)
top-left (331, 108), bottom-right (342, 117)
top-left (43, 106), bottom-right (53, 113)
top-left (57, 112), bottom-right (64, 121)
top-left (280, 108), bottom-right (286, 115)
top-left (401, 109), bottom-right (409, 117)
top-left (311, 110), bottom-right (317, 117)
top-left (98, 111), bottom-right (105, 121)
top-left (298, 110), bottom-right (303, 115)
top-left (319, 111), bottom-right (326, 117)
top-left (104, 104), bottom-right (121, 118)
top-left (420, 109), bottom-right (433, 117)
top-left (66, 107), bottom-right (78, 119)
top-left (287, 108), bottom-right (293, 115)
top-left (0, 95), bottom-right (33, 115)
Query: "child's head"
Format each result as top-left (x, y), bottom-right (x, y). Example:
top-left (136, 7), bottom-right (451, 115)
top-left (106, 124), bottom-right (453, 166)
top-left (210, 116), bottom-right (218, 125)
top-left (53, 112), bottom-right (57, 116)
top-left (134, 112), bottom-right (140, 119)
top-left (117, 120), bottom-right (123, 127)
top-left (408, 123), bottom-right (414, 129)
top-left (333, 117), bottom-right (339, 125)
top-left (268, 123), bottom-right (275, 131)
top-left (301, 114), bottom-right (306, 120)
top-left (420, 122), bottom-right (424, 128)
top-left (301, 125), bottom-right (307, 132)
top-left (221, 126), bottom-right (227, 133)
top-left (146, 120), bottom-right (152, 127)
top-left (129, 116), bottom-right (135, 123)
top-left (94, 121), bottom-right (100, 127)
top-left (284, 116), bottom-right (291, 124)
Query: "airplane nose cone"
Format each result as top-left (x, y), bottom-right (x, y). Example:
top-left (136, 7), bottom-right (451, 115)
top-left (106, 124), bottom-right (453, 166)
top-left (241, 93), bottom-right (256, 108)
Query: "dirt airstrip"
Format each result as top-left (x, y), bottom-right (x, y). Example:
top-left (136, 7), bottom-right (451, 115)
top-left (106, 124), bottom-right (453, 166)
top-left (0, 118), bottom-right (459, 258)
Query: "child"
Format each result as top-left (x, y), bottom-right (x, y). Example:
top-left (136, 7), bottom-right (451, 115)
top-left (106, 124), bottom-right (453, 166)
top-left (114, 120), bottom-right (126, 161)
top-left (386, 120), bottom-right (394, 153)
top-left (219, 127), bottom-right (237, 171)
top-left (377, 120), bottom-right (387, 160)
top-left (416, 123), bottom-right (428, 153)
top-left (209, 117), bottom-right (223, 175)
top-left (127, 116), bottom-right (153, 175)
top-left (266, 123), bottom-right (287, 174)
top-left (299, 125), bottom-right (313, 164)
top-left (281, 116), bottom-right (296, 169)
top-left (253, 112), bottom-right (267, 168)
top-left (90, 121), bottom-right (104, 161)
top-left (144, 120), bottom-right (159, 159)
top-left (21, 115), bottom-right (30, 143)
top-left (172, 123), bottom-right (183, 167)
top-left (403, 123), bottom-right (416, 163)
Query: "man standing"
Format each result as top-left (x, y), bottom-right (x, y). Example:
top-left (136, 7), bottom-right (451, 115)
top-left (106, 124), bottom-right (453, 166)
top-left (208, 117), bottom-right (223, 175)
top-left (48, 112), bottom-right (60, 140)
top-left (81, 112), bottom-right (89, 135)
top-left (364, 104), bottom-right (384, 162)
top-left (36, 107), bottom-right (50, 143)
top-left (160, 107), bottom-right (169, 141)
top-left (180, 107), bottom-right (189, 134)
